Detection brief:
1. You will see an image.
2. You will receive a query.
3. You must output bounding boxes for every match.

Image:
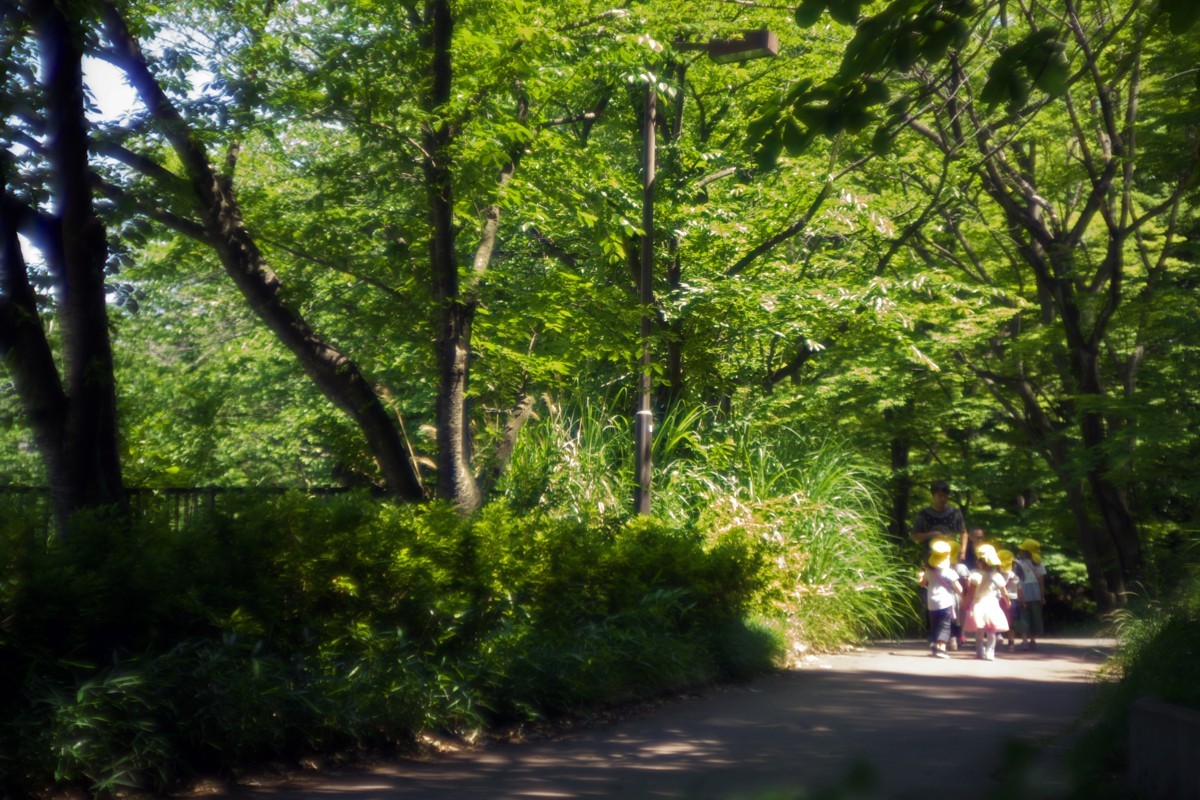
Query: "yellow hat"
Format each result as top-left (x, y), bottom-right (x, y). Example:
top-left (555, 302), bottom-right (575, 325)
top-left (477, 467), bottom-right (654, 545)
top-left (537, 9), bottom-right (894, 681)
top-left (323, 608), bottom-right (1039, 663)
top-left (928, 539), bottom-right (952, 568)
top-left (1019, 538), bottom-right (1042, 564)
top-left (998, 549), bottom-right (1014, 571)
top-left (976, 543), bottom-right (1001, 567)
top-left (947, 539), bottom-right (961, 559)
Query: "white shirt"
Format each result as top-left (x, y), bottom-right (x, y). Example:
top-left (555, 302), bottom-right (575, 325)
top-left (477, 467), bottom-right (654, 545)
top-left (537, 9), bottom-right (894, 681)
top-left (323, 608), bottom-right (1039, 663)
top-left (925, 566), bottom-right (961, 610)
top-left (1016, 557), bottom-right (1046, 602)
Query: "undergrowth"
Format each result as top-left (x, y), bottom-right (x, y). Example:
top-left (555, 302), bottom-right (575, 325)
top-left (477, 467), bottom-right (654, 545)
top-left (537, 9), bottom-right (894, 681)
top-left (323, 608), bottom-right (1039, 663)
top-left (1067, 561), bottom-right (1200, 797)
top-left (0, 402), bottom-right (912, 798)
top-left (0, 496), bottom-right (778, 797)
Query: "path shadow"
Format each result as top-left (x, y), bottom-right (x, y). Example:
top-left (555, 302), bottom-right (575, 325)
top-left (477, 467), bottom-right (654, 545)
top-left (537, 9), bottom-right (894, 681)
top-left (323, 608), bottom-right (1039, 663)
top-left (207, 639), bottom-right (1111, 800)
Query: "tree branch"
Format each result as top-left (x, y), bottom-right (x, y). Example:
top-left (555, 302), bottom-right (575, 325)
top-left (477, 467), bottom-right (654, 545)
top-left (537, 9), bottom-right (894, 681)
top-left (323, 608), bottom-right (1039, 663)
top-left (91, 176), bottom-right (210, 242)
top-left (93, 140), bottom-right (190, 194)
top-left (725, 179), bottom-right (833, 277)
top-left (766, 336), bottom-right (828, 389)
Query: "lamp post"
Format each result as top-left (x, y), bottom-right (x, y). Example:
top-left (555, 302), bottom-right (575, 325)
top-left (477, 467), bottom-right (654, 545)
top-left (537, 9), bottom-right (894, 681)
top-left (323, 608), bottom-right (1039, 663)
top-left (634, 30), bottom-right (778, 516)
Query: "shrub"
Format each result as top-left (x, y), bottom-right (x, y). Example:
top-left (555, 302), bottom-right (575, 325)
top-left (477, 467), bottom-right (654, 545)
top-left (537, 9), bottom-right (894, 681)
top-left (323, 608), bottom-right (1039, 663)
top-left (0, 493), bottom-right (778, 796)
top-left (0, 404), bottom-right (912, 797)
top-left (1068, 567), bottom-right (1200, 796)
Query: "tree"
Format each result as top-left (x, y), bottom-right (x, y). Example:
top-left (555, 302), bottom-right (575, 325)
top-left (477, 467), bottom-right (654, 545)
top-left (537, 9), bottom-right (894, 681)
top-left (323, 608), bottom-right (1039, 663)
top-left (94, 1), bottom-right (425, 501)
top-left (748, 0), bottom-right (1200, 608)
top-left (1, 1), bottom-right (127, 536)
top-left (900, 0), bottom-right (1199, 607)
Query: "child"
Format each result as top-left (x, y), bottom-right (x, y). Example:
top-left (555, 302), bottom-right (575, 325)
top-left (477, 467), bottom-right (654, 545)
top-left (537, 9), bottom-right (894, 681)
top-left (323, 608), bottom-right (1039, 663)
top-left (947, 539), bottom-right (970, 651)
top-left (920, 538), bottom-right (963, 658)
top-left (964, 544), bottom-right (1009, 661)
top-left (1015, 538), bottom-right (1047, 651)
top-left (997, 549), bottom-right (1021, 652)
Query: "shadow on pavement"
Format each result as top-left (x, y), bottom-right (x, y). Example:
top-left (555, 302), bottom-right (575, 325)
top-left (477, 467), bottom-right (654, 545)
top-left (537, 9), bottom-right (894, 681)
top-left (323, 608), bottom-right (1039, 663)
top-left (204, 638), bottom-right (1111, 800)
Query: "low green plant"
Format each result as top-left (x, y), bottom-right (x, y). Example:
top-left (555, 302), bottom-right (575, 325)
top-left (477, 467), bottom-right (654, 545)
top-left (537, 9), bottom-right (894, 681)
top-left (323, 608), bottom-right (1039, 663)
top-left (0, 396), bottom-right (920, 797)
top-left (1068, 567), bottom-right (1200, 796)
top-left (0, 490), bottom-right (781, 796)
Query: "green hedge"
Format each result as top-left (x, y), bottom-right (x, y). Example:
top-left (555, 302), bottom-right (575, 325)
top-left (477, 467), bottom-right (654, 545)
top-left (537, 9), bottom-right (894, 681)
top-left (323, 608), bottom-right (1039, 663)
top-left (0, 494), bottom-right (778, 797)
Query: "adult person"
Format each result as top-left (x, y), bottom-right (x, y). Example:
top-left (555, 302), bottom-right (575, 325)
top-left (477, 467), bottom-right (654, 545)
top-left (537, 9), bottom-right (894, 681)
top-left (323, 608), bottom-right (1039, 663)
top-left (909, 480), bottom-right (968, 557)
top-left (963, 527), bottom-right (987, 570)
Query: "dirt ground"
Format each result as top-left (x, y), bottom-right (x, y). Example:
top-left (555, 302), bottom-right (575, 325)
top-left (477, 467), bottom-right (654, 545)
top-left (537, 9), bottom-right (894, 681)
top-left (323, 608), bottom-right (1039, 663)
top-left (189, 636), bottom-right (1114, 800)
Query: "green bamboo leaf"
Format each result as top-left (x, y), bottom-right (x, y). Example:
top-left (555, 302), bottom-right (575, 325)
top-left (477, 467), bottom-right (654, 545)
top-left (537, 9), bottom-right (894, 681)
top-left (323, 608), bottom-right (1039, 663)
top-left (981, 56), bottom-right (1017, 109)
top-left (1009, 73), bottom-right (1032, 109)
top-left (746, 107), bottom-right (780, 150)
top-left (1030, 46), bottom-right (1070, 97)
top-left (860, 78), bottom-right (889, 107)
top-left (893, 35), bottom-right (918, 71)
top-left (843, 105), bottom-right (877, 134)
top-left (754, 129), bottom-right (785, 171)
top-left (785, 79), bottom-right (815, 104)
top-left (871, 125), bottom-right (895, 156)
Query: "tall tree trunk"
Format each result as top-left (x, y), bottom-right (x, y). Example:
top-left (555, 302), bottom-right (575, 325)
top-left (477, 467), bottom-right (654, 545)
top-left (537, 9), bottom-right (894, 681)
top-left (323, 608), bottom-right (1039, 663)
top-left (1076, 345), bottom-right (1142, 586)
top-left (424, 0), bottom-right (482, 512)
top-left (422, 0), bottom-right (529, 513)
top-left (1062, 480), bottom-right (1121, 612)
top-left (0, 193), bottom-right (75, 534)
top-left (659, 243), bottom-right (684, 408)
top-left (1, 2), bottom-right (127, 536)
top-left (971, 360), bottom-right (1125, 611)
top-left (1038, 240), bottom-right (1142, 596)
top-left (886, 420), bottom-right (911, 544)
top-left (103, 4), bottom-right (424, 502)
top-left (433, 299), bottom-right (482, 511)
top-left (972, 145), bottom-right (1141, 605)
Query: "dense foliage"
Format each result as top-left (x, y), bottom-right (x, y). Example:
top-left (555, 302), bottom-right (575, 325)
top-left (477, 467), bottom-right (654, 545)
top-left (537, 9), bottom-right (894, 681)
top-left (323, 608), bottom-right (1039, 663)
top-left (2, 0), bottom-right (1199, 794)
top-left (1068, 558), bottom-right (1200, 797)
top-left (0, 443), bottom-right (910, 796)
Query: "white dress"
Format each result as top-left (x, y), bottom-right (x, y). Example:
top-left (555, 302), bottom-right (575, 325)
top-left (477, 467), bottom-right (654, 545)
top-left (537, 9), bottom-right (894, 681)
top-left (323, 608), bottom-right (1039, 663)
top-left (965, 569), bottom-right (1010, 633)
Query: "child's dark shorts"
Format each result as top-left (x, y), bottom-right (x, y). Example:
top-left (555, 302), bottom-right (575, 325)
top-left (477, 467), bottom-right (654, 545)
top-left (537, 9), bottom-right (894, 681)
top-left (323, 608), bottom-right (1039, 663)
top-left (929, 606), bottom-right (954, 644)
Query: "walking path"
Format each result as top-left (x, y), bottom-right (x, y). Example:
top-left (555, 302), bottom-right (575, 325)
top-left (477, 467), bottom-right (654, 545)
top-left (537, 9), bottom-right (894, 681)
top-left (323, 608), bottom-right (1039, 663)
top-left (202, 636), bottom-right (1113, 800)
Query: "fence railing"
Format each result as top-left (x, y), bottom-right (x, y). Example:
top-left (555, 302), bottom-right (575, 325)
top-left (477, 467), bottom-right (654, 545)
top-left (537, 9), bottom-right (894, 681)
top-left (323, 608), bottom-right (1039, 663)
top-left (0, 486), bottom-right (357, 535)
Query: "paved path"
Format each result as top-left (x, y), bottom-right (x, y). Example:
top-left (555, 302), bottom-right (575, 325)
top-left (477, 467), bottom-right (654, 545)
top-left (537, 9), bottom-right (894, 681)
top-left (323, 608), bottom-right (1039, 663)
top-left (207, 637), bottom-right (1112, 800)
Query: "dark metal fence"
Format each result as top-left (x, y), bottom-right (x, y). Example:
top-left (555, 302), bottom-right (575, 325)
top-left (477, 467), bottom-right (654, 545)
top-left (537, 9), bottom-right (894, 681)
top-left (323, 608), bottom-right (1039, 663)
top-left (0, 486), bottom-right (356, 535)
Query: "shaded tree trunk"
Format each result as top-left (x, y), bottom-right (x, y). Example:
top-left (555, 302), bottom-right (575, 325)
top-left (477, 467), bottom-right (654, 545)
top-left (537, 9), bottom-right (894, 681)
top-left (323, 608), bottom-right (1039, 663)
top-left (421, 0), bottom-right (479, 511)
top-left (422, 0), bottom-right (529, 513)
top-left (887, 422), bottom-right (911, 544)
top-left (970, 357), bottom-right (1126, 611)
top-left (0, 3), bottom-right (126, 537)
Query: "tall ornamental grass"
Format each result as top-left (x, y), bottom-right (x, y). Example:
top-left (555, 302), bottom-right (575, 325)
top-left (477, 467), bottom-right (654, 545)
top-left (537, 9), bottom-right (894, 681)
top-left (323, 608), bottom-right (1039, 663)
top-left (496, 397), bottom-right (916, 655)
top-left (685, 431), bottom-right (915, 654)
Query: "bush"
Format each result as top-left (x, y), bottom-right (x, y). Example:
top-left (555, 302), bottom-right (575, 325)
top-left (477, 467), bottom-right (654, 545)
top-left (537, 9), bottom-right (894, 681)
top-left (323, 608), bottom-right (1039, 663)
top-left (1068, 568), bottom-right (1200, 796)
top-left (494, 397), bottom-right (915, 654)
top-left (0, 415), bottom-right (911, 797)
top-left (0, 493), bottom-right (778, 797)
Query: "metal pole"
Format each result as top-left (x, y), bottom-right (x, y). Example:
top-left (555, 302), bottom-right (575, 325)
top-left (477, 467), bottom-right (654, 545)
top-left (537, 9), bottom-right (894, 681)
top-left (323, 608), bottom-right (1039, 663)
top-left (635, 80), bottom-right (656, 515)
